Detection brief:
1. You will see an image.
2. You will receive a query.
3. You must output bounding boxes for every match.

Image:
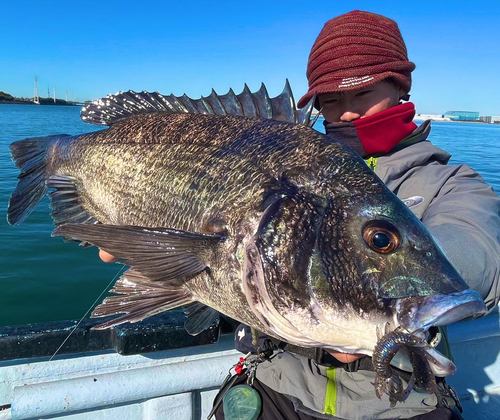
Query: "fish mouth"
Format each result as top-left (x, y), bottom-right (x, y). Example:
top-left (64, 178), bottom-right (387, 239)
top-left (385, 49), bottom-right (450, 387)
top-left (396, 289), bottom-right (486, 331)
top-left (392, 289), bottom-right (486, 376)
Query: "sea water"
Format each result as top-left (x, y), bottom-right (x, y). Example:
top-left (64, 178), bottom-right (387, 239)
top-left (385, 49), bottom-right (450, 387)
top-left (0, 104), bottom-right (499, 327)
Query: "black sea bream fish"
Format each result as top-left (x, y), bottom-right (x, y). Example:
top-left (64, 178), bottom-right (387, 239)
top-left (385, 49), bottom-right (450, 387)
top-left (7, 82), bottom-right (486, 402)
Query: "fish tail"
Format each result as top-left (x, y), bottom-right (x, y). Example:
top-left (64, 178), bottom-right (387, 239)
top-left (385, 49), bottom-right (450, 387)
top-left (7, 134), bottom-right (64, 225)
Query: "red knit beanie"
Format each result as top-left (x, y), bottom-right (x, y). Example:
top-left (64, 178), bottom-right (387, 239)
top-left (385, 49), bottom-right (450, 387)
top-left (298, 10), bottom-right (415, 108)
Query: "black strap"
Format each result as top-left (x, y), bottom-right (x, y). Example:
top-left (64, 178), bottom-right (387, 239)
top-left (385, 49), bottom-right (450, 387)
top-left (278, 341), bottom-right (421, 390)
top-left (275, 341), bottom-right (372, 372)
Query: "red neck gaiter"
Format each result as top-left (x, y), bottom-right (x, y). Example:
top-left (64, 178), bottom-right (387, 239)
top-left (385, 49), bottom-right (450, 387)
top-left (324, 102), bottom-right (417, 158)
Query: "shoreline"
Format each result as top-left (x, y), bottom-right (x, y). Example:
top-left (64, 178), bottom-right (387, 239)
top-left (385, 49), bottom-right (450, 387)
top-left (414, 118), bottom-right (499, 125)
top-left (0, 100), bottom-right (35, 105)
top-left (0, 101), bottom-right (79, 106)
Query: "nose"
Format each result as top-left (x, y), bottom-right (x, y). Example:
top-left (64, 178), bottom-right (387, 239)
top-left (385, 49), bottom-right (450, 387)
top-left (337, 98), bottom-right (361, 122)
top-left (340, 111), bottom-right (361, 122)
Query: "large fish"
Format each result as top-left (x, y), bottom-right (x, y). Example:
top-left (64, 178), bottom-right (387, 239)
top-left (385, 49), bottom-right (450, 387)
top-left (7, 82), bottom-right (485, 399)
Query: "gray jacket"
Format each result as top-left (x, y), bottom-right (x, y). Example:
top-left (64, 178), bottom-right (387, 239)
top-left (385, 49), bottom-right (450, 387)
top-left (375, 121), bottom-right (500, 311)
top-left (255, 121), bottom-right (500, 419)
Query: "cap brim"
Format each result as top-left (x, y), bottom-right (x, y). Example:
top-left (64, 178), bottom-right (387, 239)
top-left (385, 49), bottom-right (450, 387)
top-left (297, 72), bottom-right (410, 109)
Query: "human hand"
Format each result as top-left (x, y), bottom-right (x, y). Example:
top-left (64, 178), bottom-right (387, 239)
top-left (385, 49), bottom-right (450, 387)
top-left (99, 249), bottom-right (118, 263)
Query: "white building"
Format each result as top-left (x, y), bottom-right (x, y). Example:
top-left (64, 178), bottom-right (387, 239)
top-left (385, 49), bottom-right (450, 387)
top-left (414, 113), bottom-right (451, 122)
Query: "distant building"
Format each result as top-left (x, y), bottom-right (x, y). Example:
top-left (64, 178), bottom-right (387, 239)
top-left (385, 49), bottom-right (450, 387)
top-left (491, 116), bottom-right (500, 124)
top-left (444, 111), bottom-right (480, 121)
top-left (414, 113), bottom-right (451, 122)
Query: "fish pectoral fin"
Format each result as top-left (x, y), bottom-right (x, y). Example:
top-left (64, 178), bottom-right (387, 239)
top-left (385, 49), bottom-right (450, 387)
top-left (47, 175), bottom-right (100, 234)
top-left (183, 302), bottom-right (220, 336)
top-left (92, 269), bottom-right (193, 329)
top-left (53, 223), bottom-right (224, 282)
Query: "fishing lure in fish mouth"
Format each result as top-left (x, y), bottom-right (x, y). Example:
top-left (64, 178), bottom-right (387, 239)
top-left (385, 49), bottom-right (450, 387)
top-left (372, 323), bottom-right (441, 407)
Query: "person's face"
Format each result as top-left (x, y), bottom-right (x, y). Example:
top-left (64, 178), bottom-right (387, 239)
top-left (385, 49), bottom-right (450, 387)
top-left (318, 80), bottom-right (407, 123)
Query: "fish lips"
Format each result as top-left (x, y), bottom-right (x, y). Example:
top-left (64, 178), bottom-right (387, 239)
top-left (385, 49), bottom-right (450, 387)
top-left (392, 289), bottom-right (486, 376)
top-left (396, 289), bottom-right (487, 332)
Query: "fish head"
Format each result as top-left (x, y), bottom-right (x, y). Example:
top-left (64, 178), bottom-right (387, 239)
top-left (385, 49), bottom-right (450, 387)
top-left (243, 180), bottom-right (486, 367)
top-left (335, 188), bottom-right (486, 322)
top-left (311, 186), bottom-right (486, 374)
top-left (338, 190), bottom-right (470, 300)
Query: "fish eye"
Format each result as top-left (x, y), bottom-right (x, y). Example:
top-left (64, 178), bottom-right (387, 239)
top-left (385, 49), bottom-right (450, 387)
top-left (362, 221), bottom-right (400, 254)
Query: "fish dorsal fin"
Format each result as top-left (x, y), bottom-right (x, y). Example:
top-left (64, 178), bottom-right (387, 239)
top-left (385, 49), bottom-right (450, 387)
top-left (81, 80), bottom-right (316, 127)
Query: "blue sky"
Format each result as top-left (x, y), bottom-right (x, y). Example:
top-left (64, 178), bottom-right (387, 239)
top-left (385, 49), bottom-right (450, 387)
top-left (2, 0), bottom-right (499, 115)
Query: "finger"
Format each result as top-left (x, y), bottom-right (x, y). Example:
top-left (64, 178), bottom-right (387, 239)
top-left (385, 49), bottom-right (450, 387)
top-left (99, 249), bottom-right (119, 263)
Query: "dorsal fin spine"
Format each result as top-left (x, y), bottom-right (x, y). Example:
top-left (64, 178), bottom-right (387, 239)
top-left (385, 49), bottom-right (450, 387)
top-left (81, 80), bottom-right (314, 127)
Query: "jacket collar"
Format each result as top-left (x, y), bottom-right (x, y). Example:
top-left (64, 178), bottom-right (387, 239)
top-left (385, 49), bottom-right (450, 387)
top-left (374, 120), bottom-right (453, 187)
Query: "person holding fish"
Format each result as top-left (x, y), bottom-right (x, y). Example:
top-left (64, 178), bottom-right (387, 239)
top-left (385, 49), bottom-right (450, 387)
top-left (208, 10), bottom-right (500, 420)
top-left (61, 9), bottom-right (498, 420)
top-left (6, 1), bottom-right (498, 417)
